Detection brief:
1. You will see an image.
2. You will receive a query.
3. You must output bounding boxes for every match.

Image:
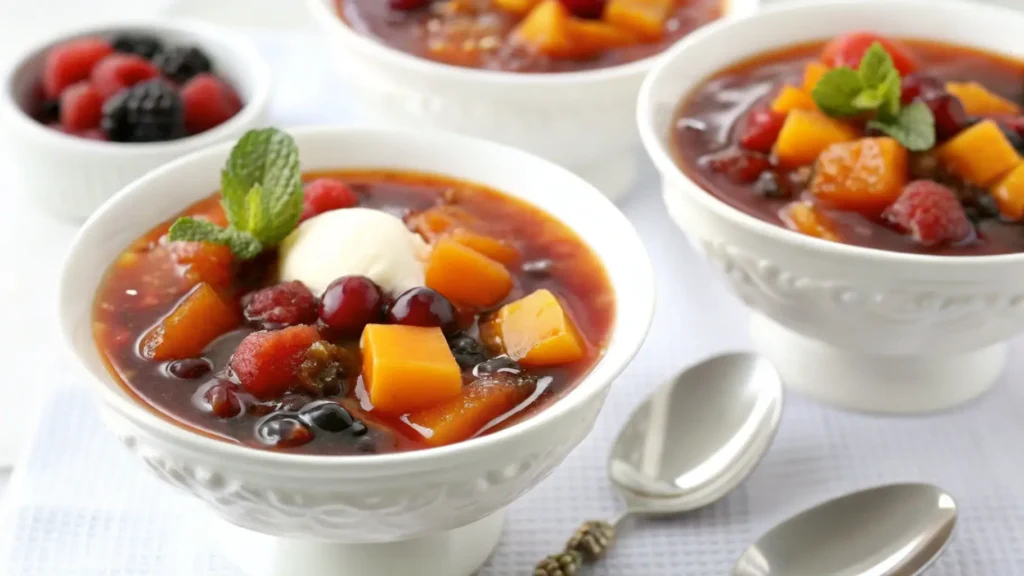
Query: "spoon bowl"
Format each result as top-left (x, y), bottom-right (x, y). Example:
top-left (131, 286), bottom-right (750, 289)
top-left (733, 483), bottom-right (958, 576)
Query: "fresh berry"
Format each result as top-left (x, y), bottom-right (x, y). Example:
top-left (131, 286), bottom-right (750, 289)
top-left (738, 108), bottom-right (786, 154)
top-left (559, 0), bottom-right (606, 19)
top-left (299, 400), bottom-right (355, 433)
top-left (42, 37), bottom-right (113, 99)
top-left (90, 53), bottom-right (159, 100)
top-left (900, 74), bottom-right (943, 105)
top-left (77, 128), bottom-right (108, 141)
top-left (820, 31), bottom-right (919, 76)
top-left (167, 357), bottom-right (212, 379)
top-left (448, 335), bottom-right (487, 369)
top-left (884, 180), bottom-right (974, 247)
top-left (180, 73), bottom-right (242, 134)
top-left (318, 276), bottom-right (384, 338)
top-left (102, 79), bottom-right (185, 142)
top-left (387, 287), bottom-right (456, 334)
top-left (921, 92), bottom-right (971, 141)
top-left (243, 281), bottom-right (319, 330)
top-left (389, 0), bottom-right (431, 9)
top-left (111, 34), bottom-right (164, 59)
top-left (154, 46), bottom-right (212, 83)
top-left (58, 82), bottom-right (103, 131)
top-left (301, 179), bottom-right (359, 221)
top-left (230, 325), bottom-right (321, 400)
top-left (703, 148), bottom-right (773, 184)
top-left (256, 414), bottom-right (314, 447)
top-left (202, 380), bottom-right (242, 418)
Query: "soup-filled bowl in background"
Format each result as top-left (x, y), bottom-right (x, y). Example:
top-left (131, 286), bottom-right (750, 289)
top-left (58, 126), bottom-right (654, 576)
top-left (639, 0), bottom-right (1024, 413)
top-left (305, 0), bottom-right (758, 202)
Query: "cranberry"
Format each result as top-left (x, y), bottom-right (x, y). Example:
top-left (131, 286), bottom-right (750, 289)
top-left (256, 414), bottom-right (314, 448)
top-left (449, 335), bottom-right (487, 369)
top-left (922, 93), bottom-right (970, 141)
top-left (299, 400), bottom-right (354, 433)
top-left (387, 287), bottom-right (456, 334)
top-left (559, 0), bottom-right (606, 19)
top-left (389, 0), bottom-right (430, 10)
top-left (738, 109), bottom-right (786, 154)
top-left (167, 357), bottom-right (212, 379)
top-left (900, 74), bottom-right (943, 104)
top-left (318, 276), bottom-right (384, 338)
top-left (202, 381), bottom-right (242, 419)
top-left (703, 149), bottom-right (773, 184)
top-left (243, 281), bottom-right (319, 330)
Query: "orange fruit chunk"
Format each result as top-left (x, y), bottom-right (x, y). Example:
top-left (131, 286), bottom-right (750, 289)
top-left (810, 137), bottom-right (909, 216)
top-left (361, 324), bottom-right (462, 415)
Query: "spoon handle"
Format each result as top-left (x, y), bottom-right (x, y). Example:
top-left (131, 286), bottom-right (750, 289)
top-left (533, 517), bottom-right (624, 575)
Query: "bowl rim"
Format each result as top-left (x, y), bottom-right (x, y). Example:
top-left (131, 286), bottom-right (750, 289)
top-left (304, 0), bottom-right (759, 88)
top-left (638, 0), bottom-right (1024, 268)
top-left (59, 125), bottom-right (656, 472)
top-left (0, 17), bottom-right (272, 155)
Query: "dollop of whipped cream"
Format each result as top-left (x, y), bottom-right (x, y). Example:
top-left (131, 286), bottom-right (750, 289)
top-left (278, 208), bottom-right (428, 297)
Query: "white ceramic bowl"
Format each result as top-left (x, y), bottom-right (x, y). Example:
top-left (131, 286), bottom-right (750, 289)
top-left (305, 0), bottom-right (758, 202)
top-left (639, 0), bottom-right (1024, 414)
top-left (58, 127), bottom-right (654, 576)
top-left (0, 18), bottom-right (271, 221)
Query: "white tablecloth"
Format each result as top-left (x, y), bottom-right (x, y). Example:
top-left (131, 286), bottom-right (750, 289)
top-left (4, 27), bottom-right (1024, 576)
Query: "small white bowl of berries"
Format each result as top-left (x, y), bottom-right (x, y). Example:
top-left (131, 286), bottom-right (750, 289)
top-left (0, 18), bottom-right (271, 221)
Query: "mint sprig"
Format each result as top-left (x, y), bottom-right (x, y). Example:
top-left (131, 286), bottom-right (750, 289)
top-left (168, 128), bottom-right (304, 259)
top-left (811, 42), bottom-right (935, 151)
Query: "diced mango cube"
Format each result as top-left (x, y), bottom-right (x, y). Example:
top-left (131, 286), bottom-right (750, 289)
top-left (946, 82), bottom-right (1021, 116)
top-left (492, 289), bottom-right (585, 366)
top-left (449, 229), bottom-right (520, 265)
top-left (140, 282), bottom-right (240, 361)
top-left (810, 137), bottom-right (909, 216)
top-left (938, 119), bottom-right (1022, 187)
top-left (360, 325), bottom-right (462, 415)
top-left (426, 238), bottom-right (513, 308)
top-left (567, 19), bottom-right (636, 57)
top-left (770, 85), bottom-right (816, 115)
top-left (406, 205), bottom-right (481, 242)
top-left (773, 109), bottom-right (859, 169)
top-left (991, 163), bottom-right (1024, 221)
top-left (512, 0), bottom-right (575, 58)
top-left (802, 61), bottom-right (829, 93)
top-left (406, 373), bottom-right (537, 447)
top-left (779, 201), bottom-right (839, 242)
top-left (493, 0), bottom-right (541, 15)
top-left (604, 0), bottom-right (673, 40)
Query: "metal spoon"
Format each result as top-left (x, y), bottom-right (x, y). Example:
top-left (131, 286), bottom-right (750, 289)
top-left (732, 483), bottom-right (958, 576)
top-left (535, 352), bottom-right (784, 575)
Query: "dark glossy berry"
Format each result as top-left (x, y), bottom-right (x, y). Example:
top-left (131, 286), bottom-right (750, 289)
top-left (922, 93), bottom-right (970, 141)
top-left (101, 79), bottom-right (185, 142)
top-left (154, 46), bottom-right (212, 83)
top-left (389, 0), bottom-right (430, 9)
top-left (299, 400), bottom-right (354, 433)
top-left (449, 335), bottom-right (487, 369)
top-left (387, 287), bottom-right (456, 334)
top-left (256, 414), bottom-right (314, 448)
top-left (473, 355), bottom-right (521, 376)
top-left (243, 281), bottom-right (319, 330)
top-left (39, 99), bottom-right (60, 123)
top-left (900, 74), bottom-right (943, 104)
top-left (112, 34), bottom-right (164, 59)
top-left (201, 380), bottom-right (242, 418)
top-left (318, 276), bottom-right (384, 338)
top-left (301, 178), bottom-right (359, 221)
top-left (559, 0), bottom-right (606, 19)
top-left (738, 109), bottom-right (786, 154)
top-left (703, 148), bottom-right (773, 184)
top-left (521, 259), bottom-right (554, 277)
top-left (350, 421), bottom-right (368, 436)
top-left (998, 122), bottom-right (1024, 152)
top-left (972, 193), bottom-right (1002, 220)
top-left (753, 171), bottom-right (789, 199)
top-left (167, 357), bottom-right (212, 379)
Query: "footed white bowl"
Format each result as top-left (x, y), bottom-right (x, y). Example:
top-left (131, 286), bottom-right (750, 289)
top-left (58, 127), bottom-right (654, 575)
top-left (638, 0), bottom-right (1024, 414)
top-left (304, 0), bottom-right (758, 202)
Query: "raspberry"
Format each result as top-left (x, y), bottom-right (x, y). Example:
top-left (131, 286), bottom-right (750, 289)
top-left (180, 73), bottom-right (242, 134)
top-left (42, 37), bottom-right (113, 99)
top-left (884, 180), bottom-right (974, 247)
top-left (230, 325), bottom-right (321, 400)
top-left (59, 82), bottom-right (103, 131)
top-left (243, 281), bottom-right (319, 330)
top-left (738, 108), bottom-right (786, 154)
top-left (301, 179), bottom-right (359, 221)
top-left (703, 148), bottom-right (772, 184)
top-left (90, 54), bottom-right (159, 100)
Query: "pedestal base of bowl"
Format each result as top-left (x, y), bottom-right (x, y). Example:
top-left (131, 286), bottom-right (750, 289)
top-left (571, 152), bottom-right (636, 204)
top-left (750, 314), bottom-right (1004, 413)
top-left (217, 509), bottom-right (505, 576)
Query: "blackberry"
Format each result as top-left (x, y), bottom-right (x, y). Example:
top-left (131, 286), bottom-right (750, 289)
top-left (111, 34), bottom-right (164, 59)
top-left (101, 79), bottom-right (185, 142)
top-left (154, 46), bottom-right (212, 83)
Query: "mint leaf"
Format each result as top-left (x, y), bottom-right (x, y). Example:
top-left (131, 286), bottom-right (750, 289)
top-left (168, 217), bottom-right (263, 260)
top-left (852, 89), bottom-right (884, 111)
top-left (878, 68), bottom-right (902, 120)
top-left (222, 128), bottom-right (303, 246)
top-left (858, 43), bottom-right (895, 89)
top-left (867, 101), bottom-right (936, 151)
top-left (811, 67), bottom-right (864, 117)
